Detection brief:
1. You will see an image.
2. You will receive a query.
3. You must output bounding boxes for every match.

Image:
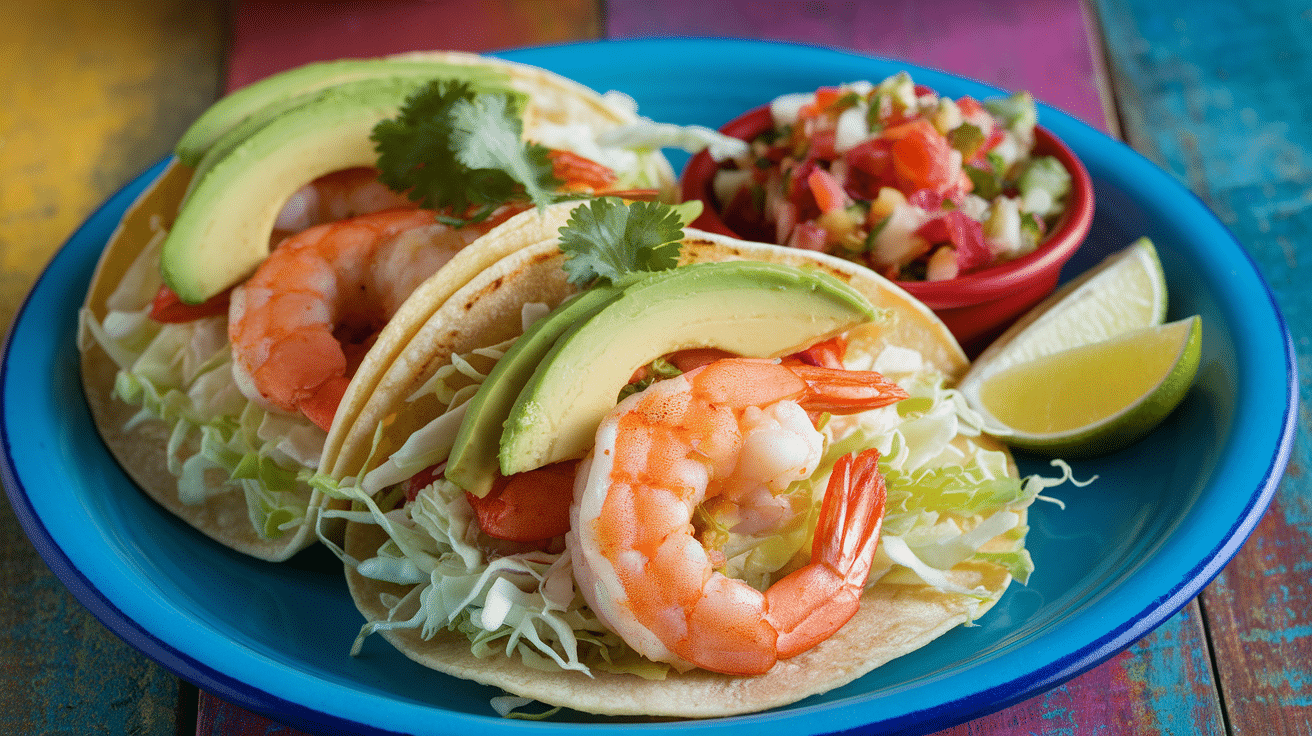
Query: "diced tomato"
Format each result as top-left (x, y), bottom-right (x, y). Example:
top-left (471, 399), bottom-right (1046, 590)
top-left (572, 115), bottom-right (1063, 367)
top-left (906, 188), bottom-right (944, 212)
top-left (913, 84), bottom-right (937, 98)
top-left (807, 168), bottom-right (848, 213)
top-left (719, 184), bottom-right (774, 243)
top-left (915, 210), bottom-right (990, 272)
top-left (785, 159), bottom-right (823, 224)
top-left (846, 138), bottom-right (893, 175)
top-left (467, 461), bottom-right (580, 543)
top-left (956, 96), bottom-right (986, 118)
top-left (843, 139), bottom-right (895, 199)
top-left (814, 86), bottom-right (845, 110)
top-left (887, 120), bottom-right (957, 194)
top-left (147, 284), bottom-right (230, 323)
top-left (788, 221), bottom-right (829, 251)
top-left (879, 119), bottom-right (925, 142)
top-left (807, 129), bottom-right (838, 160)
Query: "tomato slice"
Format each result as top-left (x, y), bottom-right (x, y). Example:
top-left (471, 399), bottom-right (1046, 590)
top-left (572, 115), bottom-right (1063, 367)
top-left (404, 463), bottom-right (447, 504)
top-left (784, 336), bottom-right (849, 370)
top-left (148, 284), bottom-right (231, 323)
top-left (467, 461), bottom-right (579, 542)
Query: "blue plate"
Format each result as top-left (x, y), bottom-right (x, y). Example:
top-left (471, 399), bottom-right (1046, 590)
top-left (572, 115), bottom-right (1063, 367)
top-left (1, 39), bottom-right (1296, 735)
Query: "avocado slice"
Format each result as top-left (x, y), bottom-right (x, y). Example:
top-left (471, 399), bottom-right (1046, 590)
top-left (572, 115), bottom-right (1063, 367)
top-left (498, 261), bottom-right (878, 476)
top-left (176, 57), bottom-right (514, 166)
top-left (160, 77), bottom-right (430, 304)
top-left (445, 284), bottom-right (627, 497)
top-left (184, 74), bottom-right (523, 198)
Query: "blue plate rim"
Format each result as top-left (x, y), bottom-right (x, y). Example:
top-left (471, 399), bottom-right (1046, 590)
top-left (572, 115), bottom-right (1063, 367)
top-left (1, 36), bottom-right (1297, 736)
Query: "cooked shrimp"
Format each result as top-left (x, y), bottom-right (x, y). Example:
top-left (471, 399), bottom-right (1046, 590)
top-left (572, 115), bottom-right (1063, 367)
top-left (274, 167), bottom-right (415, 234)
top-left (568, 358), bottom-right (906, 675)
top-left (274, 151), bottom-right (636, 237)
top-left (228, 208), bottom-right (509, 432)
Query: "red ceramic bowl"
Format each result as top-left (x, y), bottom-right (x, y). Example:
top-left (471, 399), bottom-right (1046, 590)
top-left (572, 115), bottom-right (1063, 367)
top-left (680, 105), bottom-right (1095, 354)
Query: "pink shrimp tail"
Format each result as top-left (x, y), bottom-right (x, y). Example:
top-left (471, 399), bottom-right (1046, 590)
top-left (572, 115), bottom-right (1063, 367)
top-left (765, 448), bottom-right (886, 659)
top-left (684, 359), bottom-right (908, 419)
top-left (790, 363), bottom-right (909, 415)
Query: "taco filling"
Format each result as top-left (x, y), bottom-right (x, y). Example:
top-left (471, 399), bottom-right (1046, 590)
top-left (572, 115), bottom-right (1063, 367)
top-left (325, 199), bottom-right (1076, 717)
top-left (78, 53), bottom-right (694, 561)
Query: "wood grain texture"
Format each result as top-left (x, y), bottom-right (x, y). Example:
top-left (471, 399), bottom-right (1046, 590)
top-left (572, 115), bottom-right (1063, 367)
top-left (227, 0), bottom-right (603, 90)
top-left (0, 1), bottom-right (225, 734)
top-left (927, 601), bottom-right (1223, 735)
top-left (1093, 0), bottom-right (1312, 733)
top-left (604, 0), bottom-right (1113, 133)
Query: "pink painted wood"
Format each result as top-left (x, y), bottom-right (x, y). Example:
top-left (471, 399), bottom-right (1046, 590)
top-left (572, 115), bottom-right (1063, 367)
top-left (225, 0), bottom-right (601, 92)
top-left (198, 2), bottom-right (1165, 734)
top-left (606, 0), bottom-right (1113, 133)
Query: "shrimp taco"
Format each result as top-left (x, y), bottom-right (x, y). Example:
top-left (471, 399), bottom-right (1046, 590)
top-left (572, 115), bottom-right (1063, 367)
top-left (330, 199), bottom-right (1063, 717)
top-left (78, 52), bottom-right (688, 562)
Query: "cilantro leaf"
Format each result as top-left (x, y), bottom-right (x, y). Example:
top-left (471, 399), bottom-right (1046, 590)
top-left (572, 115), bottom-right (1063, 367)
top-left (558, 198), bottom-right (686, 286)
top-left (370, 80), bottom-right (561, 219)
top-left (451, 94), bottom-right (559, 211)
top-left (370, 80), bottom-right (470, 211)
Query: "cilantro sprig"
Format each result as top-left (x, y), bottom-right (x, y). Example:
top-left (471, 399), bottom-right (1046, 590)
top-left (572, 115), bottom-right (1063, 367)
top-left (371, 80), bottom-right (563, 222)
top-left (557, 198), bottom-right (689, 287)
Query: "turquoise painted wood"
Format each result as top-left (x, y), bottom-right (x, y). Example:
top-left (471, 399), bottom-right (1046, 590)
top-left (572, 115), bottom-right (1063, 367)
top-left (1093, 0), bottom-right (1312, 733)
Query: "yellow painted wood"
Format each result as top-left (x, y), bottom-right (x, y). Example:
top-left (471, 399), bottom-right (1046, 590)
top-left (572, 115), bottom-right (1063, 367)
top-left (0, 2), bottom-right (223, 733)
top-left (0, 0), bottom-right (224, 330)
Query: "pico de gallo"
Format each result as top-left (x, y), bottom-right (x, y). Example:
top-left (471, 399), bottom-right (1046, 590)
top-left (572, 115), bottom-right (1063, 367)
top-left (710, 73), bottom-right (1073, 281)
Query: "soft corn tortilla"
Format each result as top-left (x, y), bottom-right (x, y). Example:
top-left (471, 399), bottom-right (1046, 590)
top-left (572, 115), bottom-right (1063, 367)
top-left (79, 53), bottom-right (677, 562)
top-left (341, 226), bottom-right (1027, 717)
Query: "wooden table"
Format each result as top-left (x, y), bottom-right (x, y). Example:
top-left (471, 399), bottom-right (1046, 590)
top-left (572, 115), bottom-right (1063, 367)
top-left (2, 1), bottom-right (1307, 733)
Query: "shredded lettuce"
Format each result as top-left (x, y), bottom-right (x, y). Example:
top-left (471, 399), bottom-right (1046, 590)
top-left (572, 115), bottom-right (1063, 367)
top-left (80, 220), bottom-right (323, 540)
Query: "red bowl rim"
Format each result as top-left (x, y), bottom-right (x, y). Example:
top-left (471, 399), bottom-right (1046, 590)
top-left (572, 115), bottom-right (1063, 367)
top-left (680, 104), bottom-right (1095, 309)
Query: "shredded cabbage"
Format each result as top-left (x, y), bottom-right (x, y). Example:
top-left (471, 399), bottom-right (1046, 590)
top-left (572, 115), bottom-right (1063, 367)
top-left (80, 219), bottom-right (323, 540)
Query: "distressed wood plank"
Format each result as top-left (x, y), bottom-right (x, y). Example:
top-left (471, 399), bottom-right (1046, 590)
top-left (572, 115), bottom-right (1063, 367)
top-left (928, 601), bottom-right (1223, 735)
top-left (0, 1), bottom-right (225, 734)
top-left (1093, 0), bottom-right (1312, 733)
top-left (604, 0), bottom-right (1114, 133)
top-left (227, 0), bottom-right (602, 91)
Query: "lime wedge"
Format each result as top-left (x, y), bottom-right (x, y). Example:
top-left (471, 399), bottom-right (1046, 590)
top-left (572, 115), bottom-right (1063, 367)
top-left (967, 316), bottom-right (1201, 456)
top-left (966, 237), bottom-right (1167, 381)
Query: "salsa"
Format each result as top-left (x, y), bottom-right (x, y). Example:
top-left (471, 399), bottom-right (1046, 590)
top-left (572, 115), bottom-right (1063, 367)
top-left (711, 73), bottom-right (1073, 281)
